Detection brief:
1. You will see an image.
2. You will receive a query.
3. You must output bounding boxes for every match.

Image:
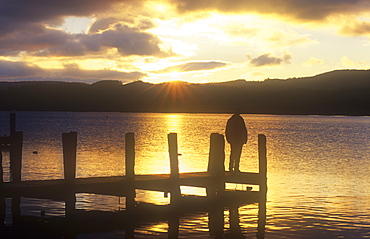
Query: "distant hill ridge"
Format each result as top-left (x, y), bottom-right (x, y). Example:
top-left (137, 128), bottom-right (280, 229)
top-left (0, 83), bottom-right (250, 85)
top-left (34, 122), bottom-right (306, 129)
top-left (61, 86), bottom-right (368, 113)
top-left (0, 69), bottom-right (369, 115)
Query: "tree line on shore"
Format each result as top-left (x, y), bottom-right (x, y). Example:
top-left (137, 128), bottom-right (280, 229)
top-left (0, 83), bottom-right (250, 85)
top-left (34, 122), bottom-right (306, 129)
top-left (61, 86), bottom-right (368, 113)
top-left (1, 69), bottom-right (369, 115)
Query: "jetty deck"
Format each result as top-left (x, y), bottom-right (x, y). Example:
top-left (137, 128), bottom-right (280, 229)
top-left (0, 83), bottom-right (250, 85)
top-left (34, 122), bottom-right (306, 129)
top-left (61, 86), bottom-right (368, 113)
top-left (0, 113), bottom-right (267, 203)
top-left (2, 171), bottom-right (263, 201)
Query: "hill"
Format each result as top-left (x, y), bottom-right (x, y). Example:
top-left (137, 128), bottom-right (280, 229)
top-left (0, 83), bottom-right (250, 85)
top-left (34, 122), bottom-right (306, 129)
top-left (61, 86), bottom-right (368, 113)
top-left (0, 69), bottom-right (369, 115)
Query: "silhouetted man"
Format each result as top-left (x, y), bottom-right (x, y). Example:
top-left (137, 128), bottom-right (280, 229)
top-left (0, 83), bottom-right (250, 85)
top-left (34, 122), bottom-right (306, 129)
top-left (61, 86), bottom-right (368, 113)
top-left (225, 110), bottom-right (247, 172)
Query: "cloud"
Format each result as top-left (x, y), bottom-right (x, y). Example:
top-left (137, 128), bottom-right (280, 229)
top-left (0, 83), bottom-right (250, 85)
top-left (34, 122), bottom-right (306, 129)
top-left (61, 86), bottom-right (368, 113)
top-left (302, 57), bottom-right (324, 67)
top-left (0, 60), bottom-right (146, 82)
top-left (88, 17), bottom-right (118, 34)
top-left (340, 56), bottom-right (366, 67)
top-left (156, 61), bottom-right (229, 73)
top-left (249, 52), bottom-right (292, 67)
top-left (82, 24), bottom-right (171, 57)
top-left (171, 0), bottom-right (370, 22)
top-left (55, 63), bottom-right (146, 81)
top-left (0, 60), bottom-right (44, 79)
top-left (339, 20), bottom-right (370, 36)
top-left (0, 0), bottom-right (172, 57)
top-left (0, 25), bottom-right (70, 56)
top-left (0, 0), bottom-right (122, 35)
top-left (267, 31), bottom-right (317, 48)
top-left (0, 23), bottom-right (173, 57)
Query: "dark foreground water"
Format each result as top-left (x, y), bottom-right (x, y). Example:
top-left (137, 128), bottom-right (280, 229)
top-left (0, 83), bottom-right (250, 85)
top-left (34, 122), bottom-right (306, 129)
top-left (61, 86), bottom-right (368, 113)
top-left (0, 111), bottom-right (369, 238)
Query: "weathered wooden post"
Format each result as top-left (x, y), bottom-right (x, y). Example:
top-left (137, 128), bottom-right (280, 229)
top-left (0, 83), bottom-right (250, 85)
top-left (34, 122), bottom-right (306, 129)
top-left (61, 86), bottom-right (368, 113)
top-left (62, 132), bottom-right (77, 184)
top-left (125, 132), bottom-right (135, 180)
top-left (168, 133), bottom-right (181, 203)
top-left (10, 131), bottom-right (23, 183)
top-left (207, 133), bottom-right (225, 197)
top-left (258, 134), bottom-right (267, 197)
top-left (0, 152), bottom-right (4, 227)
top-left (168, 214), bottom-right (180, 239)
top-left (257, 197), bottom-right (267, 239)
top-left (11, 196), bottom-right (21, 225)
top-left (125, 132), bottom-right (136, 211)
top-left (257, 134), bottom-right (267, 238)
top-left (8, 113), bottom-right (22, 225)
top-left (208, 203), bottom-right (224, 237)
top-left (0, 151), bottom-right (3, 186)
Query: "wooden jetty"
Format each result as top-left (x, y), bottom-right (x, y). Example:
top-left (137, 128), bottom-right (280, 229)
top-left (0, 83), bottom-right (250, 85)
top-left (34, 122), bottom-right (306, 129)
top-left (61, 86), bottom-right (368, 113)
top-left (0, 113), bottom-right (267, 238)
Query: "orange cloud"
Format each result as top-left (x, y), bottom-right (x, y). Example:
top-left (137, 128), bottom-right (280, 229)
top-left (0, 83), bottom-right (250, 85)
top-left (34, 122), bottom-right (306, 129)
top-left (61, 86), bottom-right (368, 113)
top-left (170, 0), bottom-right (370, 22)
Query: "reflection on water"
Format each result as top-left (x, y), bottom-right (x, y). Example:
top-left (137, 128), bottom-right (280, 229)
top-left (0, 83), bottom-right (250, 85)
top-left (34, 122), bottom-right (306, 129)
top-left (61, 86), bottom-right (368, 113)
top-left (0, 112), bottom-right (369, 238)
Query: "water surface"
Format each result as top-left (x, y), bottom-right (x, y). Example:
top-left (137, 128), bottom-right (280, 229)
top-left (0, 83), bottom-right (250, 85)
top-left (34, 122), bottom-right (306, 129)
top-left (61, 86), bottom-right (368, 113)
top-left (0, 112), bottom-right (369, 238)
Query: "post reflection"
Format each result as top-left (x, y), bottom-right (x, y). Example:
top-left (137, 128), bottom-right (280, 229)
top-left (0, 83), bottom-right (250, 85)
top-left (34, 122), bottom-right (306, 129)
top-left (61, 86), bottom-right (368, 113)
top-left (207, 200), bottom-right (266, 239)
top-left (0, 191), bottom-right (266, 238)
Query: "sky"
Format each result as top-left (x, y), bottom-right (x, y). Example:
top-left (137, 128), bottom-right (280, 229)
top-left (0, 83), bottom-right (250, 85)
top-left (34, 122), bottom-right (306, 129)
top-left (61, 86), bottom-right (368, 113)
top-left (1, 0), bottom-right (370, 84)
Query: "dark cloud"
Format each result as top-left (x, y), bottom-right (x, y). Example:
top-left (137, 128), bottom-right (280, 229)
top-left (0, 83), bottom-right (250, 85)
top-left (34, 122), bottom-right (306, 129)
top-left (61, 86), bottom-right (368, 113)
top-left (249, 53), bottom-right (292, 67)
top-left (0, 26), bottom-right (70, 56)
top-left (0, 23), bottom-right (172, 57)
top-left (156, 61), bottom-right (228, 73)
top-left (0, 60), bottom-right (44, 79)
top-left (171, 0), bottom-right (369, 22)
top-left (0, 0), bottom-right (121, 35)
top-left (339, 20), bottom-right (370, 36)
top-left (0, 0), bottom-right (170, 57)
top-left (88, 17), bottom-right (118, 34)
top-left (56, 64), bottom-right (146, 82)
top-left (82, 25), bottom-right (171, 57)
top-left (0, 60), bottom-right (146, 83)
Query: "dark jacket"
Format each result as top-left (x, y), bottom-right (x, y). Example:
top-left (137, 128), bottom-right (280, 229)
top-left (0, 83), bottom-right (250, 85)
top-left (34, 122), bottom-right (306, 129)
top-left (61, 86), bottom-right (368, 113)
top-left (226, 114), bottom-right (247, 145)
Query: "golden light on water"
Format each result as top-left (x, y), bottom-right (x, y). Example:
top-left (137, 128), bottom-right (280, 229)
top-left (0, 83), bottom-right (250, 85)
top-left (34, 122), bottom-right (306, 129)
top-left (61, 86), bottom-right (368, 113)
top-left (165, 113), bottom-right (183, 133)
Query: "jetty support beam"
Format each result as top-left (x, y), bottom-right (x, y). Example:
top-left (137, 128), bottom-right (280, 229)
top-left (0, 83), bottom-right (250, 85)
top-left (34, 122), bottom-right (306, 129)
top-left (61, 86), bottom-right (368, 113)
top-left (168, 133), bottom-right (181, 204)
top-left (207, 133), bottom-right (225, 197)
top-left (62, 132), bottom-right (77, 184)
top-left (10, 131), bottom-right (23, 183)
top-left (258, 134), bottom-right (267, 196)
top-left (125, 132), bottom-right (136, 211)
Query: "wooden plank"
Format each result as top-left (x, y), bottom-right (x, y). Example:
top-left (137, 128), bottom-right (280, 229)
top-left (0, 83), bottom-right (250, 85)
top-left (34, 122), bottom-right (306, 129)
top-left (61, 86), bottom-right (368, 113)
top-left (0, 171), bottom-right (264, 200)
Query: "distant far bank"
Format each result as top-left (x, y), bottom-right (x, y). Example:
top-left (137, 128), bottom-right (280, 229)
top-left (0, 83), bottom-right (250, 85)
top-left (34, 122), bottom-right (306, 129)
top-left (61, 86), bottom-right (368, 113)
top-left (1, 69), bottom-right (369, 116)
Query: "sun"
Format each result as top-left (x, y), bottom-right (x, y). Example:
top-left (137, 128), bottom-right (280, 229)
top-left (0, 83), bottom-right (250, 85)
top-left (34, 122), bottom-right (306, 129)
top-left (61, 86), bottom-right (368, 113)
top-left (166, 71), bottom-right (183, 82)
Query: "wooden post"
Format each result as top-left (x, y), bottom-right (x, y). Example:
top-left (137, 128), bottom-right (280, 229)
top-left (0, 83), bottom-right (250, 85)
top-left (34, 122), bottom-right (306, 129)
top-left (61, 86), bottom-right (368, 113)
top-left (0, 150), bottom-right (3, 186)
top-left (207, 133), bottom-right (225, 197)
top-left (11, 196), bottom-right (21, 226)
top-left (207, 133), bottom-right (225, 175)
top-left (257, 134), bottom-right (267, 239)
top-left (125, 132), bottom-right (135, 180)
top-left (62, 132), bottom-right (77, 184)
top-left (208, 203), bottom-right (224, 237)
top-left (125, 132), bottom-right (136, 211)
top-left (10, 131), bottom-right (23, 183)
top-left (168, 214), bottom-right (180, 239)
top-left (257, 197), bottom-right (267, 239)
top-left (168, 133), bottom-right (180, 203)
top-left (65, 192), bottom-right (76, 238)
top-left (258, 134), bottom-right (267, 196)
top-left (0, 195), bottom-right (4, 227)
top-left (168, 133), bottom-right (179, 178)
top-left (0, 152), bottom-right (3, 227)
top-left (65, 192), bottom-right (76, 218)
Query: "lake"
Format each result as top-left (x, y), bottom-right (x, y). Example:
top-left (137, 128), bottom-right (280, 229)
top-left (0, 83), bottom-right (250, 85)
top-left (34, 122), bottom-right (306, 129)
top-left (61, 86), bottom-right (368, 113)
top-left (0, 111), bottom-right (369, 238)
